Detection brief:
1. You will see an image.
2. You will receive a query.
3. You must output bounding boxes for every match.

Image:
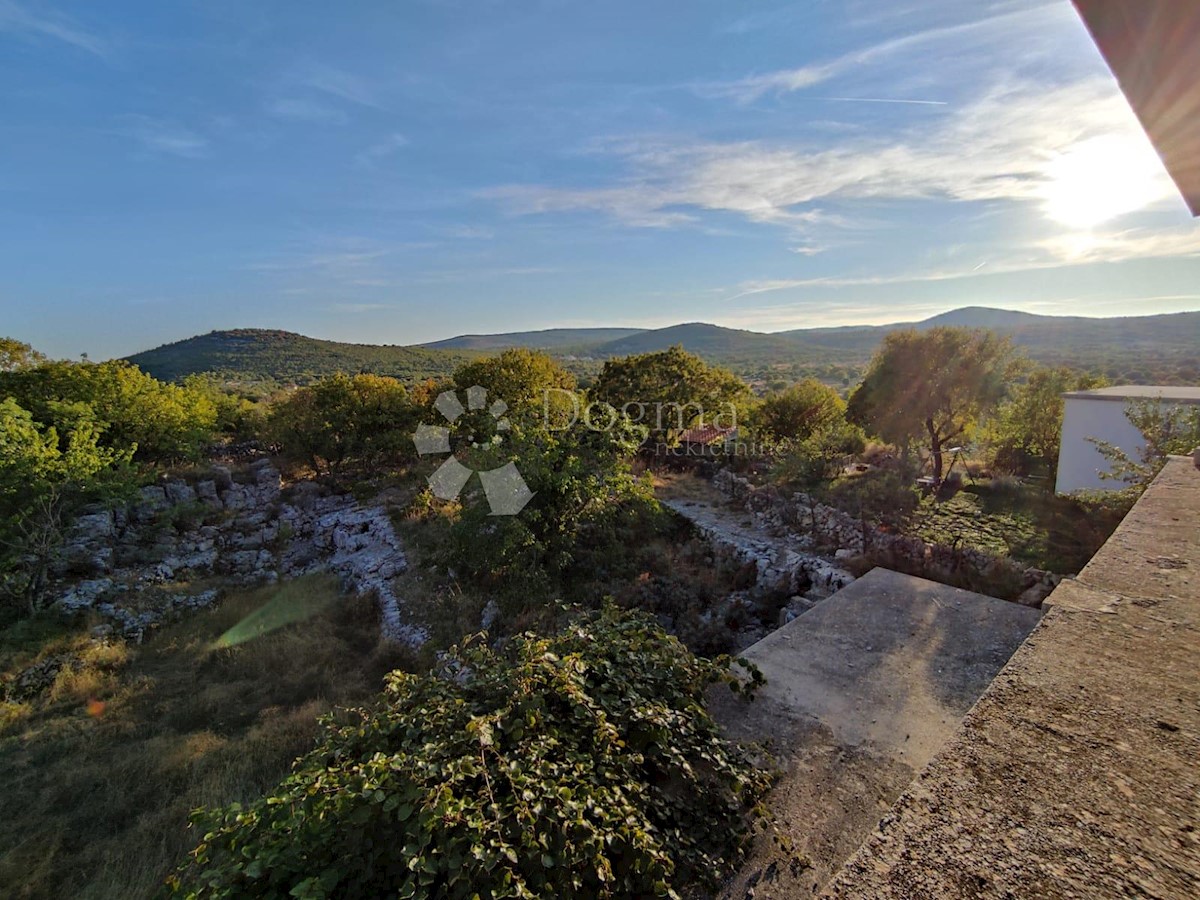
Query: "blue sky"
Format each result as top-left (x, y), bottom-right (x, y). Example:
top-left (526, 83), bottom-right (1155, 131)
top-left (3, 0), bottom-right (1199, 359)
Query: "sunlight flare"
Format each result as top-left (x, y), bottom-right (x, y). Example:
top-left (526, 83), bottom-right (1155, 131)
top-left (1040, 134), bottom-right (1172, 229)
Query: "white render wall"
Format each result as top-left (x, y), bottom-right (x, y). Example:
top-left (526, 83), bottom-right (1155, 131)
top-left (1055, 398), bottom-right (1146, 494)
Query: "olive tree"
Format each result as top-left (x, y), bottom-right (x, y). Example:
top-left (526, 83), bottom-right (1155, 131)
top-left (847, 328), bottom-right (1015, 481)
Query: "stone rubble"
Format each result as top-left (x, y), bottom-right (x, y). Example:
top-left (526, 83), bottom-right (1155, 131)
top-left (50, 459), bottom-right (424, 646)
top-left (711, 469), bottom-right (1061, 606)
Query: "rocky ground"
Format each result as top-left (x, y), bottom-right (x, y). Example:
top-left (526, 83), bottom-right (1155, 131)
top-left (50, 459), bottom-right (423, 645)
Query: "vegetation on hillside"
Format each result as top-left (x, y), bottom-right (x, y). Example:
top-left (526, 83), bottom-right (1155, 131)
top-left (121, 308), bottom-right (1200, 390)
top-left (126, 329), bottom-right (478, 386)
top-left (847, 328), bottom-right (1017, 480)
top-left (0, 577), bottom-right (411, 900)
top-left (590, 346), bottom-right (749, 439)
top-left (0, 321), bottom-right (1186, 899)
top-left (168, 608), bottom-right (770, 900)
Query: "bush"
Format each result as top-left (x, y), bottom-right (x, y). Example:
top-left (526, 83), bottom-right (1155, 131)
top-left (170, 608), bottom-right (771, 899)
top-left (750, 379), bottom-right (846, 445)
top-left (267, 373), bottom-right (420, 477)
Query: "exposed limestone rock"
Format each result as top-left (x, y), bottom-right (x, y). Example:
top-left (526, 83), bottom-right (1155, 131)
top-left (48, 462), bottom-right (421, 646)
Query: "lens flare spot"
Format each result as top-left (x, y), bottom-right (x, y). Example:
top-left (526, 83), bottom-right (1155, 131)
top-left (1041, 134), bottom-right (1171, 229)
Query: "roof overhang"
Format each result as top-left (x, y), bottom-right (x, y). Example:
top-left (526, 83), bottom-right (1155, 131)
top-left (1072, 0), bottom-right (1200, 216)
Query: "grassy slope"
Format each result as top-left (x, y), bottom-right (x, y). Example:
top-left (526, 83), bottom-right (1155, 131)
top-left (0, 576), bottom-right (414, 900)
top-left (905, 481), bottom-right (1128, 574)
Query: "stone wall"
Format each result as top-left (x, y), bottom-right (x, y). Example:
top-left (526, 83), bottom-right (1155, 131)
top-left (53, 460), bottom-right (424, 646)
top-left (712, 469), bottom-right (1060, 606)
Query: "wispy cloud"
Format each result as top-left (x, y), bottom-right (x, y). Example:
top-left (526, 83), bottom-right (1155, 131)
top-left (118, 115), bottom-right (208, 159)
top-left (294, 63), bottom-right (381, 108)
top-left (355, 132), bottom-right (409, 166)
top-left (484, 76), bottom-right (1175, 234)
top-left (724, 225), bottom-right (1200, 299)
top-left (821, 96), bottom-right (947, 106)
top-left (329, 302), bottom-right (394, 313)
top-left (266, 98), bottom-right (348, 125)
top-left (445, 224), bottom-right (495, 240)
top-left (0, 0), bottom-right (110, 59)
top-left (247, 249), bottom-right (392, 274)
top-left (699, 3), bottom-right (1063, 102)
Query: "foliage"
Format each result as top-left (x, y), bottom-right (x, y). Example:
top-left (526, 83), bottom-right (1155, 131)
top-left (750, 379), bottom-right (846, 446)
top-left (181, 374), bottom-right (267, 440)
top-left (590, 346), bottom-right (749, 440)
top-left (0, 398), bottom-right (137, 616)
top-left (0, 578), bottom-right (410, 899)
top-left (0, 337), bottom-right (46, 372)
top-left (986, 366), bottom-right (1104, 476)
top-left (170, 607), bottom-right (770, 900)
top-left (1090, 399), bottom-right (1200, 488)
top-left (902, 479), bottom-right (1130, 574)
top-left (453, 349), bottom-right (576, 414)
top-left (267, 373), bottom-right (420, 477)
top-left (125, 328), bottom-right (479, 385)
top-left (823, 470), bottom-right (920, 532)
top-left (443, 418), bottom-right (664, 601)
top-left (771, 421), bottom-right (866, 489)
top-left (847, 327), bottom-right (1016, 480)
top-left (0, 359), bottom-right (217, 462)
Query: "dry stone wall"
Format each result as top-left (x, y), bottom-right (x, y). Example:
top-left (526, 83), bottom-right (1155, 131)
top-left (712, 469), bottom-right (1060, 607)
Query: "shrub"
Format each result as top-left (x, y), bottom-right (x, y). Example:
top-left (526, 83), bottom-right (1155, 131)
top-left (170, 607), bottom-right (771, 899)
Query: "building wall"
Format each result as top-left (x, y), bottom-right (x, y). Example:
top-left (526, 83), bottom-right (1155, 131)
top-left (1055, 398), bottom-right (1145, 493)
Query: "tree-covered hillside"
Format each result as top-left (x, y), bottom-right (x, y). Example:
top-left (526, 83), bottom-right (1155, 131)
top-left (125, 329), bottom-right (478, 385)
top-left (125, 308), bottom-right (1200, 388)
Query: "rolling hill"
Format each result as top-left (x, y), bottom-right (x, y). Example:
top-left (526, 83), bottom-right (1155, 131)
top-left (422, 327), bottom-right (645, 351)
top-left (126, 329), bottom-right (478, 385)
top-left (124, 308), bottom-right (1200, 387)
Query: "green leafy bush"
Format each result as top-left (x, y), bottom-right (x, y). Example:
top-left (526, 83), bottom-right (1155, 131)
top-left (170, 608), bottom-right (770, 899)
top-left (267, 373), bottom-right (420, 477)
top-left (0, 358), bottom-right (217, 461)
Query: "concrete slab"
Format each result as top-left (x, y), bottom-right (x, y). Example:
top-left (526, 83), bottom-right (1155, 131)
top-left (824, 456), bottom-right (1200, 899)
top-left (714, 568), bottom-right (1041, 896)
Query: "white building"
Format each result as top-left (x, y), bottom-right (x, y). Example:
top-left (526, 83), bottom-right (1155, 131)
top-left (1055, 386), bottom-right (1200, 494)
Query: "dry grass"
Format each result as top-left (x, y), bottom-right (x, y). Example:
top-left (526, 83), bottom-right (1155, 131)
top-left (652, 470), bottom-right (729, 505)
top-left (0, 575), bottom-right (415, 900)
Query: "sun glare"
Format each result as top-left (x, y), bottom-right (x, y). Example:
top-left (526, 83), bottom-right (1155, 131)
top-left (1041, 134), bottom-right (1171, 230)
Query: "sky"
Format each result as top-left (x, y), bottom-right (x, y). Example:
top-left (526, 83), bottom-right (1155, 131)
top-left (2, 0), bottom-right (1199, 360)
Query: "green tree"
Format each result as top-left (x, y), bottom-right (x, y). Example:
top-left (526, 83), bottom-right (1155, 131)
top-left (847, 328), bottom-right (1016, 481)
top-left (453, 349), bottom-right (576, 414)
top-left (987, 367), bottom-right (1104, 476)
top-left (0, 337), bottom-right (46, 372)
top-left (590, 346), bottom-right (749, 441)
top-left (267, 373), bottom-right (419, 476)
top-left (751, 379), bottom-right (846, 446)
top-left (0, 360), bottom-right (217, 461)
top-left (181, 374), bottom-right (266, 440)
top-left (0, 398), bottom-right (135, 614)
top-left (446, 417), bottom-right (659, 597)
top-left (1091, 399), bottom-right (1200, 488)
top-left (772, 421), bottom-right (866, 488)
top-left (169, 607), bottom-right (770, 900)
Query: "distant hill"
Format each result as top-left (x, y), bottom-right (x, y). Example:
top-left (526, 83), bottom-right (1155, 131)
top-left (593, 323), bottom-right (799, 358)
top-left (126, 329), bottom-right (478, 384)
top-left (422, 327), bottom-right (645, 351)
top-left (125, 308), bottom-right (1200, 387)
top-left (917, 306), bottom-right (1049, 330)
